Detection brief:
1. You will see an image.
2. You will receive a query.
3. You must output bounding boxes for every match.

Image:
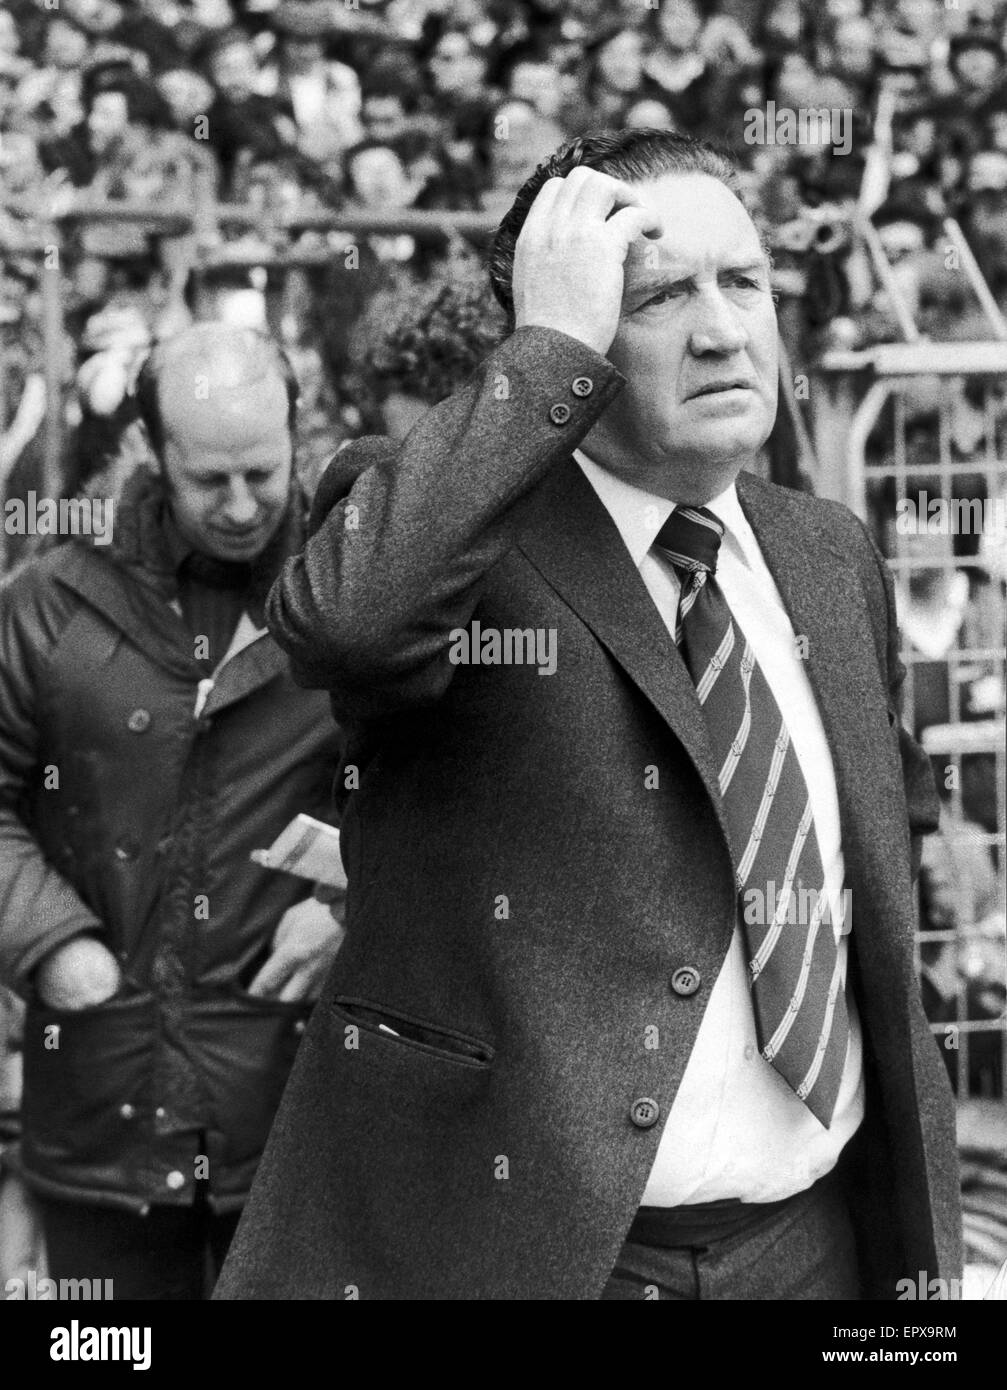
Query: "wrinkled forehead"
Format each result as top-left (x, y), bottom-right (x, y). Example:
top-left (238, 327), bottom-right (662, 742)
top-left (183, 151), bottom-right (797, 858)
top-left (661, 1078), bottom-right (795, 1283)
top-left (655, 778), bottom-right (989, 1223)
top-left (621, 172), bottom-right (769, 283)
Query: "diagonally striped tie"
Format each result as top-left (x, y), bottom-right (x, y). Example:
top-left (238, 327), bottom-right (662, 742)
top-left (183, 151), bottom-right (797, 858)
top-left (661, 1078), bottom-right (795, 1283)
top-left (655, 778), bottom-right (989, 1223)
top-left (655, 504), bottom-right (850, 1127)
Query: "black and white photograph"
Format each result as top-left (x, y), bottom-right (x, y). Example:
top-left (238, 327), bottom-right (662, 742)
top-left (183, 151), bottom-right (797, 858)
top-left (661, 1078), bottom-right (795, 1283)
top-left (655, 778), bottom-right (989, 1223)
top-left (0, 0), bottom-right (1004, 1351)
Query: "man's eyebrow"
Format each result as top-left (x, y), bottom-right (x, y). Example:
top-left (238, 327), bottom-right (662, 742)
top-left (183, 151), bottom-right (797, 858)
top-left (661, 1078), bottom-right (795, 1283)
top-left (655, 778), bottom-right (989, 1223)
top-left (722, 259), bottom-right (773, 275)
top-left (627, 259), bottom-right (772, 296)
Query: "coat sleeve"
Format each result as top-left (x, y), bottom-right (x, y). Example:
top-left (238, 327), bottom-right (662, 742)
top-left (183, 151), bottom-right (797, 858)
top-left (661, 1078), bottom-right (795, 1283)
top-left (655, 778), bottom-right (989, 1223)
top-left (855, 517), bottom-right (942, 881)
top-left (0, 564), bottom-right (103, 997)
top-left (265, 326), bottom-right (625, 723)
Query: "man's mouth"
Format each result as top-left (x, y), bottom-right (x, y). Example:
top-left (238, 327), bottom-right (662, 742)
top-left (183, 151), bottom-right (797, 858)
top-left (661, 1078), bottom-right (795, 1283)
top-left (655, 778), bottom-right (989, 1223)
top-left (687, 379), bottom-right (755, 399)
top-left (213, 525), bottom-right (262, 544)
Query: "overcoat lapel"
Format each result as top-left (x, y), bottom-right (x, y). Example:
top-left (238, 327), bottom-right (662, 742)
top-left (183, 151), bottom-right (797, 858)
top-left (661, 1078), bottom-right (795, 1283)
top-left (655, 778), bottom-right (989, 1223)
top-left (518, 461), bottom-right (900, 924)
top-left (734, 470), bottom-right (892, 802)
top-left (517, 457), bottom-right (736, 868)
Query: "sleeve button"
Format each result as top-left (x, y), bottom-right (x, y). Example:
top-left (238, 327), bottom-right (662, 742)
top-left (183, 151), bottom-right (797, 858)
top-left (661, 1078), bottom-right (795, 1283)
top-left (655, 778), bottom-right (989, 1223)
top-left (548, 402), bottom-right (572, 426)
top-left (571, 376), bottom-right (594, 398)
top-left (127, 709), bottom-right (151, 733)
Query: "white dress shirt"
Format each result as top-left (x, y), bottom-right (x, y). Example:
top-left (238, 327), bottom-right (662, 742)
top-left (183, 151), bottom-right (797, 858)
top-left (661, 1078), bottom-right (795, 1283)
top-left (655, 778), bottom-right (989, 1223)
top-left (575, 450), bottom-right (865, 1205)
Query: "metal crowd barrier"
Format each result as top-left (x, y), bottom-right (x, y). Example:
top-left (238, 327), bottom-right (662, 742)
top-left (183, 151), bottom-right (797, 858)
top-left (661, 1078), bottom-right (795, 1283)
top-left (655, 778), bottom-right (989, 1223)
top-left (812, 341), bottom-right (1007, 1116)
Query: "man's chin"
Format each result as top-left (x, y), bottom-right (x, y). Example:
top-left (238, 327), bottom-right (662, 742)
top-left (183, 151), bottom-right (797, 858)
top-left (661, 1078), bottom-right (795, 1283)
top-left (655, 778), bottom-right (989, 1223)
top-left (204, 529), bottom-right (270, 562)
top-left (664, 422), bottom-right (770, 468)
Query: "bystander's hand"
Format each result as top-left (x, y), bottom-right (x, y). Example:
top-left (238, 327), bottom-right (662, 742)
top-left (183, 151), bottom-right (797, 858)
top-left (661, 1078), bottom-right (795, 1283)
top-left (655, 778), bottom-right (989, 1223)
top-left (247, 897), bottom-right (345, 1004)
top-left (34, 936), bottom-right (122, 1012)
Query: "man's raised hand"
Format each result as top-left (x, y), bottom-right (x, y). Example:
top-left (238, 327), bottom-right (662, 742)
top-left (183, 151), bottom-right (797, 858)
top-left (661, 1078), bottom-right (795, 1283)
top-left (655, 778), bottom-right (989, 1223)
top-left (512, 167), bottom-right (662, 357)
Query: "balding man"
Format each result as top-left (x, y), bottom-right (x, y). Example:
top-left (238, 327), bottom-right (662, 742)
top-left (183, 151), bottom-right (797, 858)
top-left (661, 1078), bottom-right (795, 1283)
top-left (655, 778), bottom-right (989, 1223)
top-left (0, 325), bottom-right (343, 1299)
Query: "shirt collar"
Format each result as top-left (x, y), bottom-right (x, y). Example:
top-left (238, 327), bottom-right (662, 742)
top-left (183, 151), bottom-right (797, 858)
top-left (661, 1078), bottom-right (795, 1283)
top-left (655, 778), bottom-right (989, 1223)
top-left (573, 449), bottom-right (759, 573)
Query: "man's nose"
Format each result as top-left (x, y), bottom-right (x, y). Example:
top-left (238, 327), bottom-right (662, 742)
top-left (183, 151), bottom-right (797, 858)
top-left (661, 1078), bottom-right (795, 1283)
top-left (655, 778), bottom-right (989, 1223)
top-left (222, 479), bottom-right (259, 525)
top-left (687, 289), bottom-right (749, 356)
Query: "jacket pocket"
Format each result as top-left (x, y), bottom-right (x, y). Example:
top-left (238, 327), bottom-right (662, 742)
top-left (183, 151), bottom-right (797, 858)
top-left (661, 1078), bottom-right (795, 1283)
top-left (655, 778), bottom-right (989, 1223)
top-left (331, 996), bottom-right (494, 1070)
top-left (183, 989), bottom-right (311, 1168)
top-left (21, 991), bottom-right (157, 1174)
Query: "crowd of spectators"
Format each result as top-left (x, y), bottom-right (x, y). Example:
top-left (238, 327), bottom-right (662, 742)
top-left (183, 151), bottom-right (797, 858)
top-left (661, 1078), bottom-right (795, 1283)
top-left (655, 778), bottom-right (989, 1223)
top-left (2, 1), bottom-right (1007, 474)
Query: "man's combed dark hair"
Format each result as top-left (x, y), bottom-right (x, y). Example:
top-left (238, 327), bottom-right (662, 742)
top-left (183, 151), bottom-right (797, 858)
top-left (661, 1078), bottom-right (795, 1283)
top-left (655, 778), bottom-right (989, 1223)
top-left (489, 128), bottom-right (747, 325)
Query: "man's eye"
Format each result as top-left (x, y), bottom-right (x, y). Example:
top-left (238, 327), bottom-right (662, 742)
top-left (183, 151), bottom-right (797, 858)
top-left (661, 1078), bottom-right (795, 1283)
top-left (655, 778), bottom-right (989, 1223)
top-left (729, 276), bottom-right (763, 291)
top-left (637, 288), bottom-right (682, 311)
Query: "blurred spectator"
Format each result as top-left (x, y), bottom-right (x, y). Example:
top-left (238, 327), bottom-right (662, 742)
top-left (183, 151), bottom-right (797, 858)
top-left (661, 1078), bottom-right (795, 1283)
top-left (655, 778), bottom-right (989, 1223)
top-left (271, 26), bottom-right (364, 163)
top-left (568, 28), bottom-right (650, 133)
top-left (498, 44), bottom-right (567, 124)
top-left (38, 61), bottom-right (172, 192)
top-left (359, 54), bottom-right (422, 148)
top-left (64, 303), bottom-right (156, 503)
top-left (14, 18), bottom-right (89, 139)
top-left (422, 22), bottom-right (497, 186)
top-left (201, 28), bottom-right (298, 196)
top-left (482, 99), bottom-right (566, 218)
top-left (919, 809), bottom-right (1005, 1097)
top-left (354, 263), bottom-right (505, 436)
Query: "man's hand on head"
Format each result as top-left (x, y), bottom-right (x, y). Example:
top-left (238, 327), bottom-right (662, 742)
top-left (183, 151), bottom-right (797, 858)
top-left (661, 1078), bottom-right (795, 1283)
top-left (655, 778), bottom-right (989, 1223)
top-left (512, 167), bottom-right (662, 358)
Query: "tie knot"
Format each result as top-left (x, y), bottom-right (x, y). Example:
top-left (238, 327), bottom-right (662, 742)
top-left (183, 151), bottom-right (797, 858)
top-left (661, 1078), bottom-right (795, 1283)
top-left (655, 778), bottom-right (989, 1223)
top-left (654, 505), bottom-right (725, 576)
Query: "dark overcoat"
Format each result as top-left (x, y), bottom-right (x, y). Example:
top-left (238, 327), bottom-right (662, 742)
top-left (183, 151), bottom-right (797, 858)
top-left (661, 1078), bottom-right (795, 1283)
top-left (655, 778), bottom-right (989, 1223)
top-left (216, 327), bottom-right (961, 1299)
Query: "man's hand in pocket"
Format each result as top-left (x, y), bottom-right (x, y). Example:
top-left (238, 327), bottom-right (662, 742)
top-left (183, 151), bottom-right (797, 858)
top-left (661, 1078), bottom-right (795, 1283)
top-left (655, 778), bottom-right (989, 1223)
top-left (34, 937), bottom-right (122, 1011)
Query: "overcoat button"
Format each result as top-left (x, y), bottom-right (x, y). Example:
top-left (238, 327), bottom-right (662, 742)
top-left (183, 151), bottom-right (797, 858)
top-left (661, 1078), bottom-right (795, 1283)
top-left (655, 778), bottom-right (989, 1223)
top-left (165, 1170), bottom-right (185, 1191)
top-left (127, 708), bottom-right (151, 733)
top-left (671, 965), bottom-right (702, 997)
top-left (630, 1097), bottom-right (660, 1129)
top-left (548, 402), bottom-right (572, 425)
top-left (119, 1103), bottom-right (135, 1120)
top-left (571, 376), bottom-right (594, 397)
top-left (114, 839), bottom-right (138, 862)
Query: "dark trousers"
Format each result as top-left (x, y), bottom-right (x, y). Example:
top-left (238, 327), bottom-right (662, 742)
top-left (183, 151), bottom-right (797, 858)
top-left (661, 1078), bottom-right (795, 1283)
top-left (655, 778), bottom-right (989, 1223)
top-left (39, 1195), bottom-right (240, 1301)
top-left (601, 1166), bottom-right (861, 1300)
